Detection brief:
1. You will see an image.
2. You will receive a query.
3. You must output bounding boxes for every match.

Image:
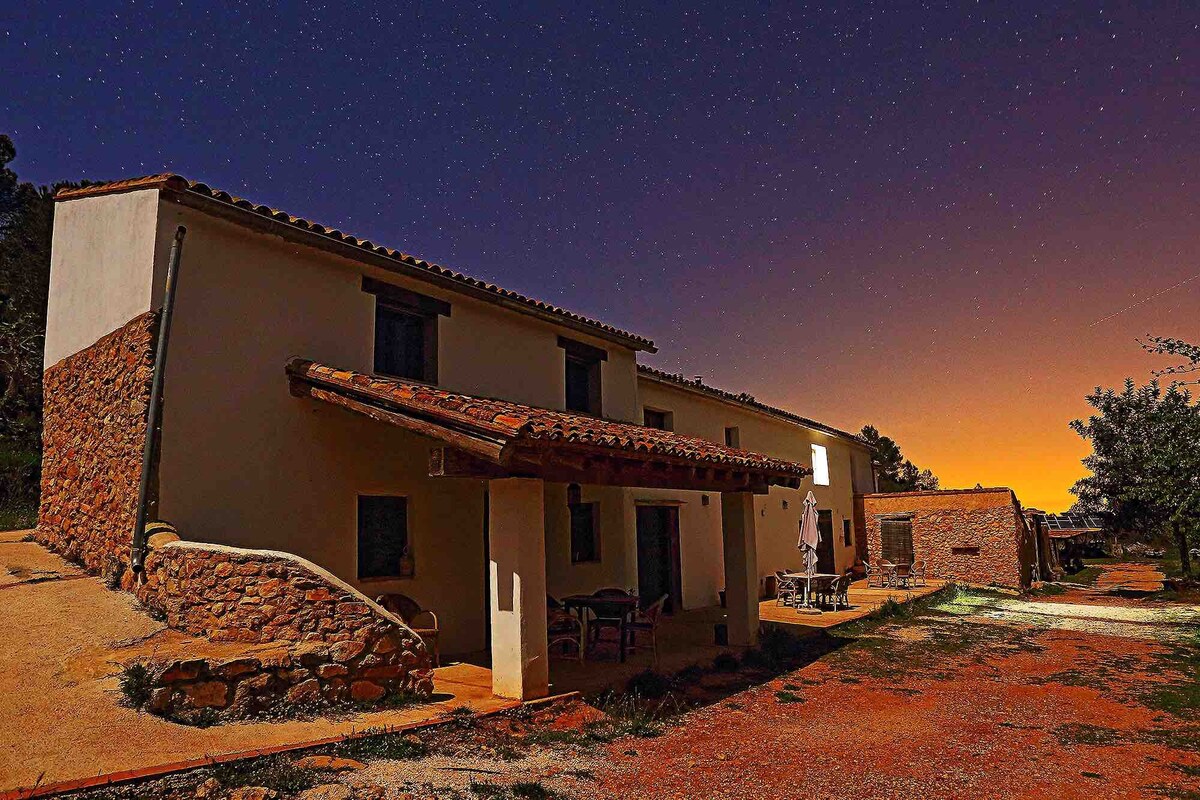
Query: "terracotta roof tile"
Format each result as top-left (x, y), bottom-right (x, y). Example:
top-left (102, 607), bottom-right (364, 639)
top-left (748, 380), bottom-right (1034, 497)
top-left (56, 175), bottom-right (655, 352)
top-left (287, 359), bottom-right (809, 482)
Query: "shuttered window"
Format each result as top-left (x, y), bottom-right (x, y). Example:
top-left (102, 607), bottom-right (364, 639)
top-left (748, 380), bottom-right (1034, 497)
top-left (880, 517), bottom-right (914, 565)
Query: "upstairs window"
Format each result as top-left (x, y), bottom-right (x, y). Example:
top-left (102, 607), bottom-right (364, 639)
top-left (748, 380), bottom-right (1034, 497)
top-left (558, 337), bottom-right (606, 416)
top-left (357, 495), bottom-right (409, 580)
top-left (843, 518), bottom-right (852, 547)
top-left (724, 426), bottom-right (740, 448)
top-left (643, 408), bottom-right (673, 430)
top-left (811, 443), bottom-right (830, 486)
top-left (364, 277), bottom-right (449, 384)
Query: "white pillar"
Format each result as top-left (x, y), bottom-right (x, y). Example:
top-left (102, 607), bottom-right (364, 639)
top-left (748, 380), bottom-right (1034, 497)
top-left (721, 491), bottom-right (759, 647)
top-left (488, 477), bottom-right (549, 700)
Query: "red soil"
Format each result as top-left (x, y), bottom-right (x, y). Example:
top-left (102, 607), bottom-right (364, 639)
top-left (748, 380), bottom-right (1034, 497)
top-left (590, 570), bottom-right (1198, 800)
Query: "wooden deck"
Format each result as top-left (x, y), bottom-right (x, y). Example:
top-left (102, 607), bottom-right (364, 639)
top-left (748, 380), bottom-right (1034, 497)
top-left (759, 578), bottom-right (948, 630)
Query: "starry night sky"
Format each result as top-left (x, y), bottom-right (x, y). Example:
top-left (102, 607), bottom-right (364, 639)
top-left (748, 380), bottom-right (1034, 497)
top-left (4, 2), bottom-right (1198, 510)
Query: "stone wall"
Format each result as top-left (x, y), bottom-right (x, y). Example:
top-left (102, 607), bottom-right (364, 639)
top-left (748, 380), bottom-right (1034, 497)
top-left (135, 540), bottom-right (434, 720)
top-left (859, 488), bottom-right (1030, 589)
top-left (36, 311), bottom-right (158, 581)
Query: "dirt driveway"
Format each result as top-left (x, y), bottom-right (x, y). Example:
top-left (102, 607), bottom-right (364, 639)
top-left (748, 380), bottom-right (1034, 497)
top-left (585, 566), bottom-right (1199, 800)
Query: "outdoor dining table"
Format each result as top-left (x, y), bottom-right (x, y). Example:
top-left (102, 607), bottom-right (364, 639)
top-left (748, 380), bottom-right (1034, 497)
top-left (783, 572), bottom-right (840, 609)
top-left (560, 593), bottom-right (641, 662)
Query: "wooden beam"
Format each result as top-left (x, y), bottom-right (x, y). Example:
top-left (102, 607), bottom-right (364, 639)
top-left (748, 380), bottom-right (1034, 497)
top-left (290, 379), bottom-right (508, 463)
top-left (429, 447), bottom-right (518, 479)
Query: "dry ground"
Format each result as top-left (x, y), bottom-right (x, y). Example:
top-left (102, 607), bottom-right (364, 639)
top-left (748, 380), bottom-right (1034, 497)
top-left (60, 562), bottom-right (1198, 800)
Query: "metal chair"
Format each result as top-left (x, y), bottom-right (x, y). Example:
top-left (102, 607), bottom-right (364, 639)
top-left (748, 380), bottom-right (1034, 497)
top-left (375, 593), bottom-right (440, 666)
top-left (588, 587), bottom-right (632, 649)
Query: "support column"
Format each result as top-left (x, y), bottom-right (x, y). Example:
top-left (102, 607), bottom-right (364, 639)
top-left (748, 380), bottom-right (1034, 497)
top-left (721, 491), bottom-right (759, 647)
top-left (487, 477), bottom-right (549, 700)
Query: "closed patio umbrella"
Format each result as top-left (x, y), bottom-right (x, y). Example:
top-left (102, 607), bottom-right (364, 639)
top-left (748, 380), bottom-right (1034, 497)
top-left (797, 491), bottom-right (821, 606)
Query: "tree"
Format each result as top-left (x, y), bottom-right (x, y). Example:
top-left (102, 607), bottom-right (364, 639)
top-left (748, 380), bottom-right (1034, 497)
top-left (0, 135), bottom-right (83, 510)
top-left (1143, 335), bottom-right (1200, 385)
top-left (859, 425), bottom-right (940, 492)
top-left (1070, 375), bottom-right (1200, 576)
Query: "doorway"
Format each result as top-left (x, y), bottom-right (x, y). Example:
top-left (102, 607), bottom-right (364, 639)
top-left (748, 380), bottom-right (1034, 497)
top-left (817, 509), bottom-right (836, 573)
top-left (635, 505), bottom-right (682, 613)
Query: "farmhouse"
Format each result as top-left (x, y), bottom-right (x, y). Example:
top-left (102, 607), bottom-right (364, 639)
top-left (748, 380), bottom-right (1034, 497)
top-left (40, 174), bottom-right (876, 701)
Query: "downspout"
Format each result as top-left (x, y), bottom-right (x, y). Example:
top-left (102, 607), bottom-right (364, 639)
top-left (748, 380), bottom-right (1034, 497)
top-left (131, 225), bottom-right (187, 576)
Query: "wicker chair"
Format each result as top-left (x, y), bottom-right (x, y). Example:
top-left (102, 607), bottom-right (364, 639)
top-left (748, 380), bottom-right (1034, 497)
top-left (547, 594), bottom-right (584, 661)
top-left (863, 560), bottom-right (882, 588)
top-left (775, 570), bottom-right (799, 607)
top-left (627, 593), bottom-right (670, 666)
top-left (911, 560), bottom-right (928, 587)
top-left (876, 559), bottom-right (897, 587)
top-left (375, 593), bottom-right (440, 666)
top-left (831, 571), bottom-right (853, 610)
top-left (588, 587), bottom-right (632, 647)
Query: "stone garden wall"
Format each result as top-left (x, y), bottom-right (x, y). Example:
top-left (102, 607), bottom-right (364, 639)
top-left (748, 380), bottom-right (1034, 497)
top-left (859, 488), bottom-right (1030, 589)
top-left (36, 311), bottom-right (158, 582)
top-left (136, 540), bottom-right (434, 721)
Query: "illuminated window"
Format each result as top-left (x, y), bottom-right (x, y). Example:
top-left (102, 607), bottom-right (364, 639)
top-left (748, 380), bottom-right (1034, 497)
top-left (811, 443), bottom-right (830, 486)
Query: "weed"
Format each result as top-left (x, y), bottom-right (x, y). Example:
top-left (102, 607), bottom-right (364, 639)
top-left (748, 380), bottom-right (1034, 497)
top-left (211, 754), bottom-right (319, 795)
top-left (625, 669), bottom-right (672, 699)
top-left (449, 705), bottom-right (479, 728)
top-left (1054, 723), bottom-right (1124, 747)
top-left (774, 690), bottom-right (804, 704)
top-left (673, 663), bottom-right (705, 683)
top-left (117, 662), bottom-right (154, 709)
top-left (333, 729), bottom-right (427, 761)
top-left (469, 781), bottom-right (506, 797)
top-left (511, 782), bottom-right (555, 799)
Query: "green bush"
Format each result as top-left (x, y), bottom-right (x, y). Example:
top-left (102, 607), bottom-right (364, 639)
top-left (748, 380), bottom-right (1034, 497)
top-left (118, 662), bottom-right (154, 709)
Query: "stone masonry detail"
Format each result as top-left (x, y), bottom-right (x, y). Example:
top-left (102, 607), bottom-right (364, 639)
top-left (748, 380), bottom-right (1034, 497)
top-left (860, 489), bottom-right (1029, 589)
top-left (135, 540), bottom-right (434, 720)
top-left (37, 311), bottom-right (158, 581)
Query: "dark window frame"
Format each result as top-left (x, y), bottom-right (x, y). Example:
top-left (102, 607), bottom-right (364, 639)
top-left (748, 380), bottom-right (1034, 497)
top-left (643, 407), bottom-right (673, 430)
top-left (724, 426), bottom-right (741, 448)
top-left (558, 336), bottom-right (606, 416)
top-left (879, 515), bottom-right (915, 565)
top-left (364, 277), bottom-right (449, 384)
top-left (842, 518), bottom-right (853, 548)
top-left (357, 495), bottom-right (410, 580)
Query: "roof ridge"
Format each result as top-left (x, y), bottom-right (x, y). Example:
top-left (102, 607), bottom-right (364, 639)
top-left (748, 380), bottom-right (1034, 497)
top-left (637, 364), bottom-right (865, 445)
top-left (56, 174), bottom-right (655, 352)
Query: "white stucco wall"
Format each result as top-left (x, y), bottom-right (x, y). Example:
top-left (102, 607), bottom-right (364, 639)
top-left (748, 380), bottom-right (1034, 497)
top-left (634, 377), bottom-right (870, 609)
top-left (44, 190), bottom-right (162, 367)
top-left (140, 198), bottom-right (643, 653)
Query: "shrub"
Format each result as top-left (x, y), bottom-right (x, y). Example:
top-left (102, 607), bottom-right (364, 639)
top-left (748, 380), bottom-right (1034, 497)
top-left (118, 662), bottom-right (154, 709)
top-left (712, 652), bottom-right (739, 672)
top-left (333, 729), bottom-right (427, 760)
top-left (211, 754), bottom-right (319, 795)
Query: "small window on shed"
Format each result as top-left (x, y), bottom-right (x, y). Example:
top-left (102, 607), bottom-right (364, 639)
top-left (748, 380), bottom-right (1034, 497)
top-left (358, 495), bottom-right (410, 579)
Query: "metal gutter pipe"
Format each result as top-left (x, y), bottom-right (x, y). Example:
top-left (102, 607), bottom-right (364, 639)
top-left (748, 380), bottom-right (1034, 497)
top-left (131, 225), bottom-right (187, 575)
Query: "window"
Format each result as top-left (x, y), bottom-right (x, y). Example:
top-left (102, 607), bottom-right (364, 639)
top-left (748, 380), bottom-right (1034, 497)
top-left (364, 277), bottom-right (449, 383)
top-left (811, 443), bottom-right (830, 486)
top-left (643, 408), bottom-right (673, 430)
top-left (951, 546), bottom-right (981, 556)
top-left (567, 484), bottom-right (600, 563)
top-left (880, 516), bottom-right (914, 564)
top-left (843, 518), bottom-right (852, 548)
top-left (357, 495), bottom-right (409, 579)
top-left (558, 337), bottom-right (606, 415)
top-left (724, 426), bottom-right (740, 448)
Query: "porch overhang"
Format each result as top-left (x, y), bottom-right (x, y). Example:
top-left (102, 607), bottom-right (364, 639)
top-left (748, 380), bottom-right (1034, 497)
top-left (286, 358), bottom-right (809, 494)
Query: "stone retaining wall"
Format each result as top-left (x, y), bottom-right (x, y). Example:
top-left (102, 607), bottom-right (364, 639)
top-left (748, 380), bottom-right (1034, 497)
top-left (36, 311), bottom-right (159, 582)
top-left (135, 540), bottom-right (434, 720)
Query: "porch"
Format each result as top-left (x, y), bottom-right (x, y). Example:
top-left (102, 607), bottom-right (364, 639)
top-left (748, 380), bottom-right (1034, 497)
top-left (287, 359), bottom-right (812, 701)
top-left (759, 577), bottom-right (948, 629)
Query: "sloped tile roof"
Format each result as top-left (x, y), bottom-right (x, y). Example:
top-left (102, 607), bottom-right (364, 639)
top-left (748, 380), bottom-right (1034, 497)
top-left (638, 365), bottom-right (867, 446)
top-left (56, 175), bottom-right (655, 352)
top-left (286, 359), bottom-right (810, 482)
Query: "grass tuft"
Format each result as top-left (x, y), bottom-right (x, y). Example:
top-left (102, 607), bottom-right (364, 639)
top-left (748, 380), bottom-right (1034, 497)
top-left (117, 662), bottom-right (154, 709)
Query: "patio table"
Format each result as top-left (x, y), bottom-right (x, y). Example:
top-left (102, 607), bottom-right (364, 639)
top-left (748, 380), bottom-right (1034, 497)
top-left (560, 593), bottom-right (640, 662)
top-left (783, 572), bottom-right (839, 609)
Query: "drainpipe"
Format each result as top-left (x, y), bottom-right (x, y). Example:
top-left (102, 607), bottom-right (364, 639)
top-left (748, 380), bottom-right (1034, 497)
top-left (131, 225), bottom-right (187, 575)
